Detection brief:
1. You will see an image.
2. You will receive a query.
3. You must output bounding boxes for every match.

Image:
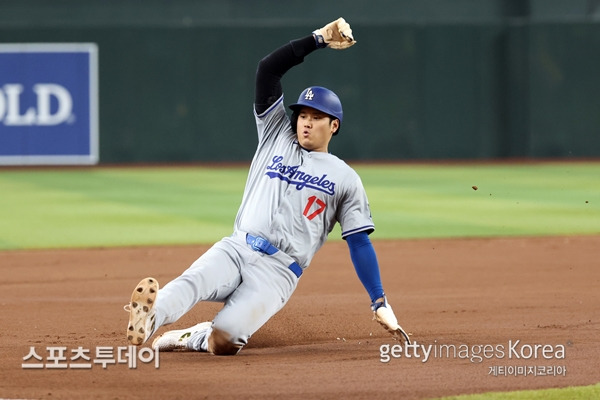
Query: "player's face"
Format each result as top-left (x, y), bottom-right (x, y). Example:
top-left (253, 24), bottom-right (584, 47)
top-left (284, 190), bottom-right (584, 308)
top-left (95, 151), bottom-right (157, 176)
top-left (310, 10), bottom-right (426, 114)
top-left (296, 107), bottom-right (339, 152)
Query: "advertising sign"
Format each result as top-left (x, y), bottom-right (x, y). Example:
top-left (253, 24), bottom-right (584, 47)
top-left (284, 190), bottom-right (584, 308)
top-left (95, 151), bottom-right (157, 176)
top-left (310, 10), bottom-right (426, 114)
top-left (0, 43), bottom-right (98, 165)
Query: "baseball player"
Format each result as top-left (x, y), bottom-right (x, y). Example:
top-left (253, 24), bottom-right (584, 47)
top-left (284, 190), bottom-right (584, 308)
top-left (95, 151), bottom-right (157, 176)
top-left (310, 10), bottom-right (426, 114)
top-left (125, 17), bottom-right (410, 355)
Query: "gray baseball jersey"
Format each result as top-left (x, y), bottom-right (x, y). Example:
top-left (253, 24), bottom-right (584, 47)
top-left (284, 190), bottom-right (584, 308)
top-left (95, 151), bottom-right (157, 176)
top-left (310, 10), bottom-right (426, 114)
top-left (151, 93), bottom-right (375, 352)
top-left (234, 94), bottom-right (374, 269)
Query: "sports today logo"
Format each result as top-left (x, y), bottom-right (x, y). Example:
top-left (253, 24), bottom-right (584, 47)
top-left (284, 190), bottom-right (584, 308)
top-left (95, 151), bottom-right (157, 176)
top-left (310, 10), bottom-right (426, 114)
top-left (379, 339), bottom-right (566, 364)
top-left (0, 83), bottom-right (74, 126)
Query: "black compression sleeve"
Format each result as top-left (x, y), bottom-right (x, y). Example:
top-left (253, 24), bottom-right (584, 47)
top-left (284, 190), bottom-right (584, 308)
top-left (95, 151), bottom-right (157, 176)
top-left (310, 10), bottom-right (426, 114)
top-left (254, 35), bottom-right (318, 115)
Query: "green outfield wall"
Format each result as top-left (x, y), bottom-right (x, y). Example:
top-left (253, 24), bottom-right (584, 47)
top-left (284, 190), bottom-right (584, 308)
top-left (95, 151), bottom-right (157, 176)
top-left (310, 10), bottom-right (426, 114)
top-left (1, 1), bottom-right (599, 163)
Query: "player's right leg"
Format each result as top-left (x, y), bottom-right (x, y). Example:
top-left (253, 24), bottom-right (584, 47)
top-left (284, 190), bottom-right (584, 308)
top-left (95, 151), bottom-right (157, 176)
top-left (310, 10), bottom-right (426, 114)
top-left (126, 277), bottom-right (159, 346)
top-left (125, 238), bottom-right (243, 346)
top-left (151, 235), bottom-right (300, 355)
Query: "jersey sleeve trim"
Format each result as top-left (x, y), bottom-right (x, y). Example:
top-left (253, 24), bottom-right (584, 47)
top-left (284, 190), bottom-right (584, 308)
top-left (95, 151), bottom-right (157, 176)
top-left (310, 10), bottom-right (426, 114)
top-left (341, 225), bottom-right (375, 238)
top-left (255, 95), bottom-right (285, 119)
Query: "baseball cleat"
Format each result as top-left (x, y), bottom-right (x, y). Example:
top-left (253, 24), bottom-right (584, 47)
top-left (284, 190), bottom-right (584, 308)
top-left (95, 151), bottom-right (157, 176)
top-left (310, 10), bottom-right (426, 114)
top-left (152, 321), bottom-right (212, 352)
top-left (125, 277), bottom-right (159, 346)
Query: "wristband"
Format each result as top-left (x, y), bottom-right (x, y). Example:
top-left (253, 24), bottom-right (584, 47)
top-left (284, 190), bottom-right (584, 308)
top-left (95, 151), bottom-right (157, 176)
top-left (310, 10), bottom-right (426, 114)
top-left (371, 295), bottom-right (388, 312)
top-left (312, 31), bottom-right (328, 48)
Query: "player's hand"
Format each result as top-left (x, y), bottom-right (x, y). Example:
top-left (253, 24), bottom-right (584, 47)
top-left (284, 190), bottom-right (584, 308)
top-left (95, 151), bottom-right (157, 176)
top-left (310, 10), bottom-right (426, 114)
top-left (313, 17), bottom-right (356, 50)
top-left (372, 297), bottom-right (411, 344)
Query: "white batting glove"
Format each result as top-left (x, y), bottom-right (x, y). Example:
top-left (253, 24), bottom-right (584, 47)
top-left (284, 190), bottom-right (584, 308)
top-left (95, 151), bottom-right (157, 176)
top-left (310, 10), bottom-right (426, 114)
top-left (313, 17), bottom-right (356, 50)
top-left (372, 297), bottom-right (411, 344)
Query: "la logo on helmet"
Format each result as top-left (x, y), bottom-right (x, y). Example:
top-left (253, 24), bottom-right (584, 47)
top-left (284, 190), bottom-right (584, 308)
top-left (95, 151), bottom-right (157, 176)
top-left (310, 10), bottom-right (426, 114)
top-left (304, 89), bottom-right (314, 100)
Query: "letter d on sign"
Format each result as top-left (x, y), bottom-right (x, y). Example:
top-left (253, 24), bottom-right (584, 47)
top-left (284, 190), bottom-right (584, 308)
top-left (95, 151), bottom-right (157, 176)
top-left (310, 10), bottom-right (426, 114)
top-left (34, 84), bottom-right (73, 125)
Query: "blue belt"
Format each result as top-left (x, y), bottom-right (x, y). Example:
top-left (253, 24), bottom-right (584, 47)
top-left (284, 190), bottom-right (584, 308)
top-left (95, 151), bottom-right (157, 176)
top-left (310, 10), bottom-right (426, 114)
top-left (246, 234), bottom-right (303, 278)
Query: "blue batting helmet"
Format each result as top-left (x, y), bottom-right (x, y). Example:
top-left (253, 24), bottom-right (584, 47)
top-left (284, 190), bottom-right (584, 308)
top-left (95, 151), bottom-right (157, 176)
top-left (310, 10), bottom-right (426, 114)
top-left (289, 86), bottom-right (343, 123)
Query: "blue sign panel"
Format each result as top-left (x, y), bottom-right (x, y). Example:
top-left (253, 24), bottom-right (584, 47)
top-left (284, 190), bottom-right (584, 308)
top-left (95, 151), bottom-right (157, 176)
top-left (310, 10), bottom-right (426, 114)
top-left (0, 43), bottom-right (98, 165)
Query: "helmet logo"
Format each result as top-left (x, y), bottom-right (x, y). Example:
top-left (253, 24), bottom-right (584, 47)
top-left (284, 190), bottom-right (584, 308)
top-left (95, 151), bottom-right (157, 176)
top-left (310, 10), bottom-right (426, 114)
top-left (304, 89), bottom-right (314, 100)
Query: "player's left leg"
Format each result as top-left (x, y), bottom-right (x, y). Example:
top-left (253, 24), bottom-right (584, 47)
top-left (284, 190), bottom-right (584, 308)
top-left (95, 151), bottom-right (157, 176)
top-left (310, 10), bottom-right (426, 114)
top-left (205, 249), bottom-right (300, 355)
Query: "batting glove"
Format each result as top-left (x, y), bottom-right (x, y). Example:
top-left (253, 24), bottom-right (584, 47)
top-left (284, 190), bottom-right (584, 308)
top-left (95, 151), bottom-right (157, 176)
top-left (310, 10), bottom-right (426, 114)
top-left (372, 296), bottom-right (411, 344)
top-left (313, 17), bottom-right (356, 50)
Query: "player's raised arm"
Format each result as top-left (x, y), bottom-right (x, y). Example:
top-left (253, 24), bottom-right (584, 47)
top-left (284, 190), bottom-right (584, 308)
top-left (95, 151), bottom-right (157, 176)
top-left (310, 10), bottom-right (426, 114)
top-left (254, 17), bottom-right (356, 115)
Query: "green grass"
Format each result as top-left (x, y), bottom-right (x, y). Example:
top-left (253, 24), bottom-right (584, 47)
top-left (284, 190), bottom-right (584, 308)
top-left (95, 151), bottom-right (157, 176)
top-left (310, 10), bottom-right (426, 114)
top-left (360, 162), bottom-right (599, 239)
top-left (0, 162), bottom-right (598, 400)
top-left (0, 166), bottom-right (246, 249)
top-left (436, 383), bottom-right (600, 400)
top-left (0, 162), bottom-right (598, 250)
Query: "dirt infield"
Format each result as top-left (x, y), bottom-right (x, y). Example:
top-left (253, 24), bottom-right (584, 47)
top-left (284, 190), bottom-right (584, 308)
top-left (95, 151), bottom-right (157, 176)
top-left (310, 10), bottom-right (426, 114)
top-left (1, 235), bottom-right (598, 399)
